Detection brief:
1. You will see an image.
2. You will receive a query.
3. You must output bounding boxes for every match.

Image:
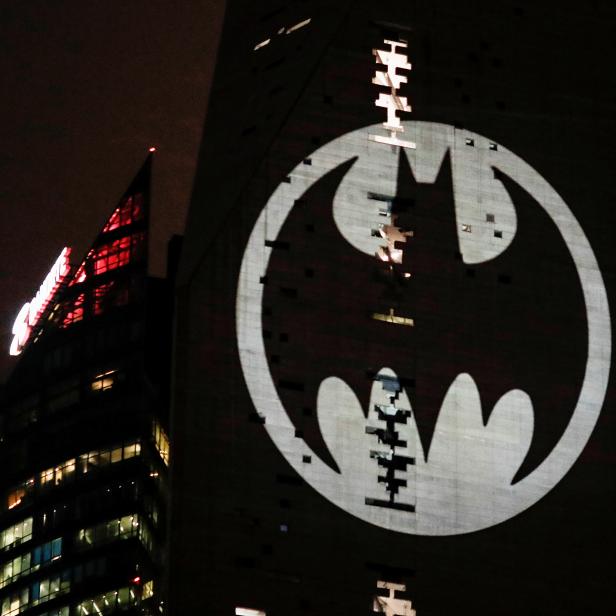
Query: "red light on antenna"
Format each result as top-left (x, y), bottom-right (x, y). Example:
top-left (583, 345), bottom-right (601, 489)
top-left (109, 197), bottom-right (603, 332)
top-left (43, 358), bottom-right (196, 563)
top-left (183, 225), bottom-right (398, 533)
top-left (132, 576), bottom-right (141, 584)
top-left (148, 147), bottom-right (156, 153)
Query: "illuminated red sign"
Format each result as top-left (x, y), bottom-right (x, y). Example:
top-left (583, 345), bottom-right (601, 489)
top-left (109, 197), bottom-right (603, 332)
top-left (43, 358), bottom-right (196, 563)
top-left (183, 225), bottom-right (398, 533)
top-left (9, 247), bottom-right (72, 356)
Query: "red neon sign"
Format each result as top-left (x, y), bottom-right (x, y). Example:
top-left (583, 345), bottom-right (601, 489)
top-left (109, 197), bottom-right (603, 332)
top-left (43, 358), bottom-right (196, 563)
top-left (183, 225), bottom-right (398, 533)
top-left (9, 247), bottom-right (72, 356)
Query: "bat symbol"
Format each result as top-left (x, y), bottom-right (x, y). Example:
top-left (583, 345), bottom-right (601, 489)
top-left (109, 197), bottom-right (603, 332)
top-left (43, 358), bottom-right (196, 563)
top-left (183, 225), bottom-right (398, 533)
top-left (263, 148), bottom-right (587, 484)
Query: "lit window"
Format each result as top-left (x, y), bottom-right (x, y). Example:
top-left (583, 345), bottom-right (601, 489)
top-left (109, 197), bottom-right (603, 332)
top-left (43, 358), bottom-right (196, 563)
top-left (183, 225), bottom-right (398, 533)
top-left (102, 194), bottom-right (144, 233)
top-left (61, 293), bottom-right (84, 328)
top-left (76, 587), bottom-right (138, 615)
top-left (142, 580), bottom-right (154, 600)
top-left (7, 488), bottom-right (25, 510)
top-left (70, 262), bottom-right (87, 285)
top-left (371, 309), bottom-right (414, 327)
top-left (123, 442), bottom-right (140, 459)
top-left (0, 552), bottom-right (31, 589)
top-left (0, 587), bottom-right (29, 616)
top-left (90, 370), bottom-right (117, 392)
top-left (0, 518), bottom-right (32, 551)
top-left (152, 420), bottom-right (170, 467)
top-left (461, 224), bottom-right (472, 232)
top-left (92, 232), bottom-right (145, 276)
top-left (39, 459), bottom-right (75, 487)
top-left (40, 468), bottom-right (54, 485)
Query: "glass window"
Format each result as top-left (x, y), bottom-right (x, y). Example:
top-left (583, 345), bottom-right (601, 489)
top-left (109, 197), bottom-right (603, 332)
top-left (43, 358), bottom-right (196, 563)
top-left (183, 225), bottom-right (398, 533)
top-left (40, 468), bottom-right (54, 485)
top-left (152, 420), bottom-right (170, 466)
top-left (0, 517), bottom-right (33, 550)
top-left (7, 488), bottom-right (25, 510)
top-left (90, 370), bottom-right (117, 392)
top-left (51, 538), bottom-right (62, 559)
top-left (39, 578), bottom-right (49, 599)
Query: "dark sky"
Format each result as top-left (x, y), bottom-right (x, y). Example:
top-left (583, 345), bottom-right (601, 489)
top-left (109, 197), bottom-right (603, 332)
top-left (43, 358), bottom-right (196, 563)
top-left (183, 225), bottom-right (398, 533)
top-left (0, 1), bottom-right (222, 378)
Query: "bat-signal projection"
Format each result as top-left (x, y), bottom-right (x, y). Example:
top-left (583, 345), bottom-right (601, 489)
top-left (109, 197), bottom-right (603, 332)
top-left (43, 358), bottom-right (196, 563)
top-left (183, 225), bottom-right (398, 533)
top-left (236, 122), bottom-right (611, 534)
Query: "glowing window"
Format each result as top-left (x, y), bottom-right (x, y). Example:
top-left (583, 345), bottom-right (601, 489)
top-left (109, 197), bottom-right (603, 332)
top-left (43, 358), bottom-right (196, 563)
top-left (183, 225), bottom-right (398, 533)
top-left (40, 468), bottom-right (54, 485)
top-left (61, 293), bottom-right (84, 328)
top-left (75, 514), bottom-right (152, 554)
top-left (76, 587), bottom-right (138, 615)
top-left (92, 232), bottom-right (145, 276)
top-left (0, 518), bottom-right (33, 551)
top-left (102, 194), bottom-right (144, 233)
top-left (372, 309), bottom-right (414, 327)
top-left (70, 262), bottom-right (87, 285)
top-left (90, 369), bottom-right (117, 392)
top-left (152, 420), bottom-right (170, 466)
top-left (7, 488), bottom-right (25, 511)
top-left (0, 587), bottom-right (28, 616)
top-left (142, 580), bottom-right (154, 600)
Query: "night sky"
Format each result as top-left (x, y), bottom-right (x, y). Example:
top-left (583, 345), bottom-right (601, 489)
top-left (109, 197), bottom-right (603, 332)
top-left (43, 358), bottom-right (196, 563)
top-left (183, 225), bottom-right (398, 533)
top-left (0, 1), bottom-right (222, 379)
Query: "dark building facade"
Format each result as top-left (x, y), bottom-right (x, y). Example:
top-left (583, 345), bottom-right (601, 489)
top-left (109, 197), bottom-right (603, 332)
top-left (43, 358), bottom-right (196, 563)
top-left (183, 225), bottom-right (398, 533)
top-left (0, 156), bottom-right (173, 616)
top-left (170, 2), bottom-right (615, 615)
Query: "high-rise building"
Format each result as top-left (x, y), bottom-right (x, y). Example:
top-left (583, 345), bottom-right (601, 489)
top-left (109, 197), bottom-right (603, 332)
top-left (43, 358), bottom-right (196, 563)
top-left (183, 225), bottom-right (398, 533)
top-left (0, 155), bottom-right (174, 616)
top-left (170, 2), bottom-right (615, 615)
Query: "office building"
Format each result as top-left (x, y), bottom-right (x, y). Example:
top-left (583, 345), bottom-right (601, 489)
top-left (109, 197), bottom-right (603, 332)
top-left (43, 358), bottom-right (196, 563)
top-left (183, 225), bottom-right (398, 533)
top-left (170, 2), bottom-right (615, 615)
top-left (0, 155), bottom-right (173, 616)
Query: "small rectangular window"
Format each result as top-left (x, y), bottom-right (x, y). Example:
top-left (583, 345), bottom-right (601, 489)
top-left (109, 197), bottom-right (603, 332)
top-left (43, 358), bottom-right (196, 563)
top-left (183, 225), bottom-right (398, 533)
top-left (465, 138), bottom-right (474, 146)
top-left (486, 213), bottom-right (495, 223)
top-left (462, 224), bottom-right (472, 233)
top-left (90, 369), bottom-right (117, 392)
top-left (494, 230), bottom-right (503, 238)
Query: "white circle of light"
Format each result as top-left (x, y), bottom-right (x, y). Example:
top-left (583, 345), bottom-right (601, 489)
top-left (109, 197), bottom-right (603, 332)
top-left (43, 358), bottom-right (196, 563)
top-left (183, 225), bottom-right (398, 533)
top-left (236, 122), bottom-right (611, 535)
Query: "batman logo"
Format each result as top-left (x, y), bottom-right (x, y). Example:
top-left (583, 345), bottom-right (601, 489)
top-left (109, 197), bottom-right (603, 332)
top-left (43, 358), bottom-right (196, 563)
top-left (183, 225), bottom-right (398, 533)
top-left (236, 122), bottom-right (611, 535)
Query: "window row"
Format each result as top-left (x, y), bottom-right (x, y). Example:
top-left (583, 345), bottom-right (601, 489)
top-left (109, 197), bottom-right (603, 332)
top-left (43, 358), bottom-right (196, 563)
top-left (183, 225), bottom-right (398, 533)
top-left (76, 586), bottom-right (139, 616)
top-left (5, 442), bottom-right (141, 513)
top-left (38, 481), bottom-right (159, 535)
top-left (0, 570), bottom-right (69, 616)
top-left (0, 557), bottom-right (106, 616)
top-left (0, 538), bottom-right (62, 589)
top-left (76, 514), bottom-right (153, 554)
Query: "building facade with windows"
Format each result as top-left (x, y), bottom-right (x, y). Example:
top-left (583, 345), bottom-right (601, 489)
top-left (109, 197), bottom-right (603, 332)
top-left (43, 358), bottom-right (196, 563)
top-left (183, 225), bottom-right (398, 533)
top-left (0, 155), bottom-right (174, 616)
top-left (170, 1), bottom-right (615, 615)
